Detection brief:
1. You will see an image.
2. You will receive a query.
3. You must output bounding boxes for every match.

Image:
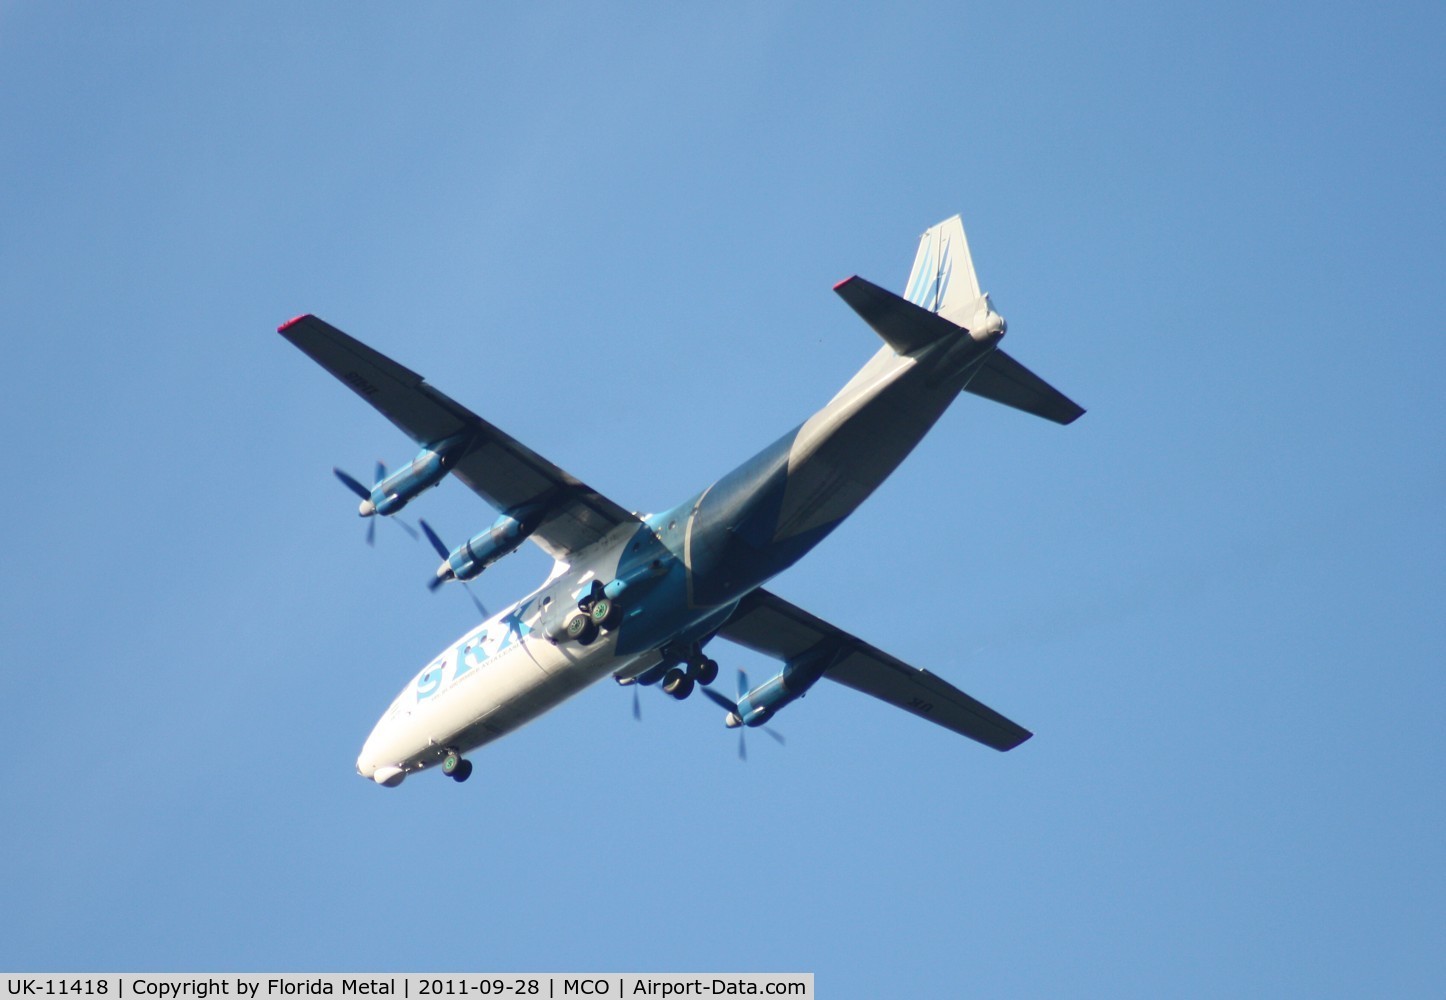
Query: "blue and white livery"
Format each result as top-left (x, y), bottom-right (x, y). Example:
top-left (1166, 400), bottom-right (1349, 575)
top-left (280, 214), bottom-right (1084, 787)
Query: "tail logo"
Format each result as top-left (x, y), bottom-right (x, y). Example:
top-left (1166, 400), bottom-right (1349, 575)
top-left (905, 236), bottom-right (952, 312)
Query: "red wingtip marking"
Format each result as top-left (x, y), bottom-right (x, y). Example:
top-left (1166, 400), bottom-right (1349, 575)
top-left (278, 314), bottom-right (311, 332)
top-left (832, 276), bottom-right (857, 291)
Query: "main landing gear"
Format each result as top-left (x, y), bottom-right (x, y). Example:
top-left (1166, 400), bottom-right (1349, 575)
top-left (441, 749), bottom-right (473, 783)
top-left (661, 646), bottom-right (719, 701)
top-left (553, 583), bottom-right (623, 647)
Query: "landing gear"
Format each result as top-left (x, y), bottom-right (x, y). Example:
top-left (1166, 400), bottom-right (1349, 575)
top-left (441, 749), bottom-right (472, 782)
top-left (652, 641), bottom-right (720, 701)
top-left (662, 667), bottom-right (695, 700)
top-left (589, 596), bottom-right (620, 630)
top-left (564, 612), bottom-right (598, 645)
top-left (576, 579), bottom-right (621, 632)
top-left (695, 657), bottom-right (719, 687)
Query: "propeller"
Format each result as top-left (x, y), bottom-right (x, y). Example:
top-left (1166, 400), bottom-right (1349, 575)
top-left (419, 519), bottom-right (489, 618)
top-left (372, 462), bottom-right (419, 540)
top-left (333, 462), bottom-right (417, 545)
top-left (699, 668), bottom-right (786, 761)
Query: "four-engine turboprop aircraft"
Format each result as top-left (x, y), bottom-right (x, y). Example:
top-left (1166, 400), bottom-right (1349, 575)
top-left (280, 214), bottom-right (1083, 787)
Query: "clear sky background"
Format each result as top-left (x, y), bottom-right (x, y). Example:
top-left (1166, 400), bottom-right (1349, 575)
top-left (2, 2), bottom-right (1442, 995)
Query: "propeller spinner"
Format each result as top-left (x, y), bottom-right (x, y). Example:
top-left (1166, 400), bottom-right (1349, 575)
top-left (700, 669), bottom-right (786, 761)
top-left (334, 461), bottom-right (419, 545)
top-left (419, 520), bottom-right (490, 618)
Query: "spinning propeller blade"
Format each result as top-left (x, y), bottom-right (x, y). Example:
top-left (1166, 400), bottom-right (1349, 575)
top-left (699, 685), bottom-right (738, 714)
top-left (418, 519), bottom-right (488, 617)
top-left (462, 585), bottom-right (489, 618)
top-left (420, 519), bottom-right (450, 587)
top-left (698, 669), bottom-right (783, 761)
top-left (419, 519), bottom-right (449, 558)
top-left (335, 464), bottom-right (413, 543)
top-left (333, 468), bottom-right (370, 500)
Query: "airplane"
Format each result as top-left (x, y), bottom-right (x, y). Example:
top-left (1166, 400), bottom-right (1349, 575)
top-left (279, 214), bottom-right (1083, 787)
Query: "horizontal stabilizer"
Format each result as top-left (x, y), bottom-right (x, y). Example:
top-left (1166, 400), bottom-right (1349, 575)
top-left (834, 275), bottom-right (967, 355)
top-left (717, 588), bottom-right (1032, 751)
top-left (966, 349), bottom-right (1085, 425)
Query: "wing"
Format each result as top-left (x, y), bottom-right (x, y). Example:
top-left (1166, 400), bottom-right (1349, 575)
top-left (716, 587), bottom-right (1032, 751)
top-left (279, 314), bottom-right (641, 560)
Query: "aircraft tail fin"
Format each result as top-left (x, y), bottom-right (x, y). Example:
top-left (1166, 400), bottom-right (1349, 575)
top-left (903, 214), bottom-right (985, 326)
top-left (838, 213), bottom-right (1086, 425)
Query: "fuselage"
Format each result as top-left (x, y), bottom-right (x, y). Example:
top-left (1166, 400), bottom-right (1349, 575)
top-left (356, 329), bottom-right (994, 785)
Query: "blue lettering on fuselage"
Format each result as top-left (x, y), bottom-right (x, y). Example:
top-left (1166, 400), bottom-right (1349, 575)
top-left (413, 598), bottom-right (536, 700)
top-left (416, 662), bottom-right (444, 699)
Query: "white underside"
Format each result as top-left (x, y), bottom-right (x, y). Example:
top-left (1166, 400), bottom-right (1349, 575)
top-left (356, 618), bottom-right (654, 785)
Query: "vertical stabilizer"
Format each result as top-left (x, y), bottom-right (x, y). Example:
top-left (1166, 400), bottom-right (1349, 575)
top-left (903, 215), bottom-right (983, 322)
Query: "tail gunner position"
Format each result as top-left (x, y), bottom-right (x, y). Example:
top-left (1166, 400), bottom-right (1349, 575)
top-left (279, 215), bottom-right (1083, 787)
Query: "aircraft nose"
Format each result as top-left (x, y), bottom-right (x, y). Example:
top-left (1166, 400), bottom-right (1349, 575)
top-left (355, 720), bottom-right (409, 786)
top-left (356, 726), bottom-right (383, 779)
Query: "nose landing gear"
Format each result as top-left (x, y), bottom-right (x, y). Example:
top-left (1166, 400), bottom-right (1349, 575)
top-left (441, 749), bottom-right (473, 783)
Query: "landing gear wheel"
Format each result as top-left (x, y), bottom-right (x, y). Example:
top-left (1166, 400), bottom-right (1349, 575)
top-left (441, 750), bottom-right (462, 775)
top-left (696, 657), bottom-right (719, 686)
top-left (565, 613), bottom-right (598, 645)
top-left (590, 596), bottom-right (618, 630)
top-left (451, 759), bottom-right (473, 782)
top-left (662, 667), bottom-right (694, 700)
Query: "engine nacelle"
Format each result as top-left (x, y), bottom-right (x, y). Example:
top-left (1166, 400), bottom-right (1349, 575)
top-left (438, 506), bottom-right (543, 583)
top-left (365, 434), bottom-right (470, 516)
top-left (729, 646), bottom-right (839, 728)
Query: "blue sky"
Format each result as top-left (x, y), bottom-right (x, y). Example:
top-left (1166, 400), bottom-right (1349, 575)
top-left (2, 1), bottom-right (1442, 994)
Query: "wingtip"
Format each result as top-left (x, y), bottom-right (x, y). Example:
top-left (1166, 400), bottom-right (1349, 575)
top-left (832, 275), bottom-right (858, 292)
top-left (277, 314), bottom-right (313, 333)
top-left (998, 728), bottom-right (1034, 751)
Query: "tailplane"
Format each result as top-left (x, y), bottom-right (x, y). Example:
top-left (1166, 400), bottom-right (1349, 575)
top-left (838, 213), bottom-right (1085, 425)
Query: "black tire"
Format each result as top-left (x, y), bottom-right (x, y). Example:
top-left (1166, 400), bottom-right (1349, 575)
top-left (451, 759), bottom-right (474, 783)
top-left (662, 666), bottom-right (687, 695)
top-left (442, 751), bottom-right (461, 775)
top-left (697, 658), bottom-right (719, 686)
top-left (565, 613), bottom-right (592, 642)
